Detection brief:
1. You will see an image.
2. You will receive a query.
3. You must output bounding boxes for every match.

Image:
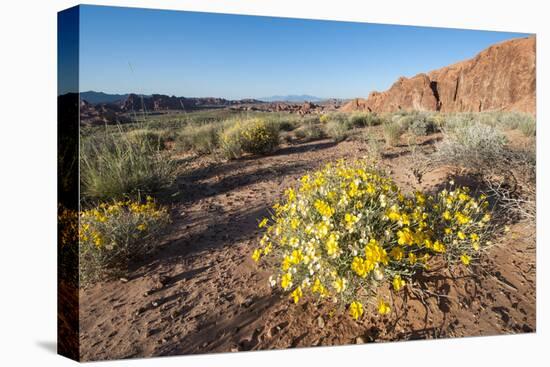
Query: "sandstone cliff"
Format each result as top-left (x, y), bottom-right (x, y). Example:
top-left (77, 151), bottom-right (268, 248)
top-left (341, 36), bottom-right (535, 114)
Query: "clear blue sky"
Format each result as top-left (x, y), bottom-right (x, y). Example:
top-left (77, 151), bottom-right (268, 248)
top-left (77, 5), bottom-right (530, 100)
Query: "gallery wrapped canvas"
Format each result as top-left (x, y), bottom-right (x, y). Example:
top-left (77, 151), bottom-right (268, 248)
top-left (58, 4), bottom-right (536, 362)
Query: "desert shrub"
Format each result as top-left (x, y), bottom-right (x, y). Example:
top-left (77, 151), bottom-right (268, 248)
top-left (442, 113), bottom-right (476, 132)
top-left (348, 112), bottom-right (382, 128)
top-left (58, 206), bottom-right (79, 286)
top-left (382, 122), bottom-right (405, 146)
top-left (219, 118), bottom-right (279, 159)
top-left (348, 112), bottom-right (368, 127)
top-left (394, 114), bottom-right (415, 131)
top-left (275, 119), bottom-right (297, 132)
top-left (177, 123), bottom-right (220, 154)
top-left (324, 120), bottom-right (350, 142)
top-left (81, 132), bottom-right (176, 201)
top-left (127, 129), bottom-right (167, 150)
top-left (156, 128), bottom-right (179, 143)
top-left (79, 197), bottom-right (170, 285)
top-left (409, 113), bottom-right (439, 136)
top-left (517, 115), bottom-right (536, 137)
top-left (294, 123), bottom-right (325, 141)
top-left (365, 135), bottom-right (384, 160)
top-left (319, 114), bottom-right (330, 124)
top-left (252, 160), bottom-right (492, 319)
top-left (436, 122), bottom-right (508, 169)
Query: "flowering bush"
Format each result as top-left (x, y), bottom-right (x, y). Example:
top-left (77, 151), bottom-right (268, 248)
top-left (252, 160), bottom-right (492, 319)
top-left (220, 118), bottom-right (279, 159)
top-left (58, 206), bottom-right (79, 285)
top-left (79, 197), bottom-right (170, 284)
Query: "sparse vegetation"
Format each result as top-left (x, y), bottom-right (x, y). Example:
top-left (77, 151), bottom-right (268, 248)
top-left (219, 118), bottom-right (280, 159)
top-left (176, 122), bottom-right (221, 154)
top-left (79, 197), bottom-right (170, 285)
top-left (294, 122), bottom-right (324, 141)
top-left (81, 128), bottom-right (176, 202)
top-left (435, 122), bottom-right (508, 169)
top-left (324, 119), bottom-right (350, 142)
top-left (383, 121), bottom-right (405, 146)
top-left (127, 129), bottom-right (168, 150)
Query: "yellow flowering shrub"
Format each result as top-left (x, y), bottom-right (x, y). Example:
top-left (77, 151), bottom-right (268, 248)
top-left (79, 196), bottom-right (170, 284)
top-left (220, 118), bottom-right (279, 159)
top-left (252, 160), bottom-right (492, 319)
top-left (58, 206), bottom-right (79, 285)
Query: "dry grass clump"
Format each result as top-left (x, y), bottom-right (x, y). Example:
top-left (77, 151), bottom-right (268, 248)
top-left (81, 129), bottom-right (176, 201)
top-left (324, 120), bottom-right (350, 142)
top-left (383, 121), bottom-right (405, 146)
top-left (176, 123), bottom-right (221, 155)
top-left (127, 129), bottom-right (168, 150)
top-left (294, 122), bottom-right (325, 141)
top-left (348, 112), bottom-right (382, 128)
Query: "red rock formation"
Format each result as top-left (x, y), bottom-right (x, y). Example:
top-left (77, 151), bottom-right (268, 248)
top-left (342, 36), bottom-right (535, 114)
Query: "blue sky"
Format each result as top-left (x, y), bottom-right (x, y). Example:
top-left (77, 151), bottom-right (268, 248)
top-left (77, 5), bottom-right (530, 99)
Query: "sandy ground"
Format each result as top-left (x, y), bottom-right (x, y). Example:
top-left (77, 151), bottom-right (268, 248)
top-left (79, 131), bottom-right (536, 361)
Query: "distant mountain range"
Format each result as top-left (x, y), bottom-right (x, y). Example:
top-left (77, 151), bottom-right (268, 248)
top-left (81, 91), bottom-right (327, 105)
top-left (258, 95), bottom-right (324, 103)
top-left (80, 91), bottom-right (133, 104)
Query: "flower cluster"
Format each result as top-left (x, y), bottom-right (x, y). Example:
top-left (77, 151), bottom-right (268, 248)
top-left (252, 160), bottom-right (492, 320)
top-left (220, 118), bottom-right (279, 158)
top-left (79, 196), bottom-right (170, 284)
top-left (58, 205), bottom-right (79, 285)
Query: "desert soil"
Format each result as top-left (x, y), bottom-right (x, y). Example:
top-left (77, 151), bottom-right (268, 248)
top-left (79, 131), bottom-right (536, 361)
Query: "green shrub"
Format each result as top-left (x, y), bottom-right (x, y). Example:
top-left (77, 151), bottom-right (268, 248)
top-left (409, 113), bottom-right (438, 136)
top-left (127, 129), bottom-right (167, 150)
top-left (349, 112), bottom-right (381, 128)
top-left (79, 197), bottom-right (170, 284)
top-left (81, 131), bottom-right (176, 201)
top-left (519, 117), bottom-right (536, 137)
top-left (383, 122), bottom-right (405, 146)
top-left (324, 120), bottom-right (350, 142)
top-left (275, 119), bottom-right (297, 132)
top-left (294, 123), bottom-right (325, 141)
top-left (177, 123), bottom-right (220, 154)
top-left (220, 118), bottom-right (279, 159)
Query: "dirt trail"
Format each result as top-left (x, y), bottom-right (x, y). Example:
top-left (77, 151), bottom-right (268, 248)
top-left (79, 136), bottom-right (535, 361)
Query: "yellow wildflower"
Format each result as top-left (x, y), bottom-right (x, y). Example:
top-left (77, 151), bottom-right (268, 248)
top-left (392, 275), bottom-right (406, 291)
top-left (291, 287), bottom-right (303, 304)
top-left (378, 299), bottom-right (391, 315)
top-left (332, 277), bottom-right (347, 293)
top-left (281, 273), bottom-right (293, 290)
top-left (349, 301), bottom-right (364, 320)
top-left (258, 217), bottom-right (269, 228)
top-left (252, 249), bottom-right (262, 262)
top-left (390, 246), bottom-right (404, 261)
top-left (397, 228), bottom-right (414, 246)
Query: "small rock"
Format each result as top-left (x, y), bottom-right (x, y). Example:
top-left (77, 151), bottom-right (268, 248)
top-left (317, 316), bottom-right (326, 329)
top-left (230, 345), bottom-right (240, 352)
top-left (119, 277), bottom-right (129, 283)
top-left (356, 336), bottom-right (365, 344)
top-left (151, 301), bottom-right (159, 307)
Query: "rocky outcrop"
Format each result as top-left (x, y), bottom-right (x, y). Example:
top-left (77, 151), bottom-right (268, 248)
top-left (119, 94), bottom-right (264, 112)
top-left (342, 36), bottom-right (535, 114)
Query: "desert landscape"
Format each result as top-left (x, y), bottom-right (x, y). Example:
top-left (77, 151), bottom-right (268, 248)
top-left (59, 26), bottom-right (535, 361)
